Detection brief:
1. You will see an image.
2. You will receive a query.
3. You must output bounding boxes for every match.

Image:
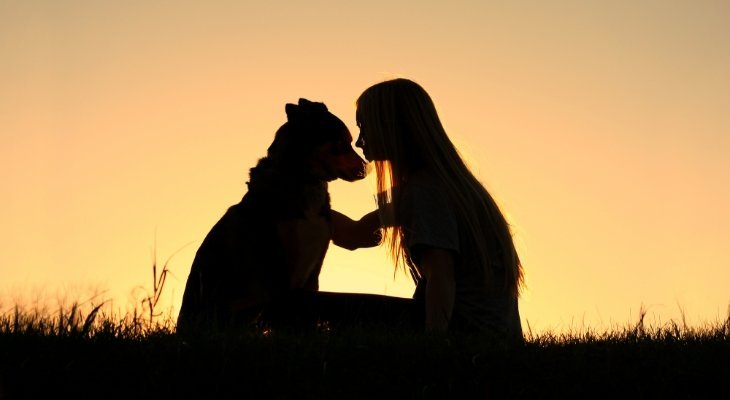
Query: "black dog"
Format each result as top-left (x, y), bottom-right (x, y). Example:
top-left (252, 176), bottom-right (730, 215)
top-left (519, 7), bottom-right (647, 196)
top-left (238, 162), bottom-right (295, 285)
top-left (177, 99), bottom-right (366, 334)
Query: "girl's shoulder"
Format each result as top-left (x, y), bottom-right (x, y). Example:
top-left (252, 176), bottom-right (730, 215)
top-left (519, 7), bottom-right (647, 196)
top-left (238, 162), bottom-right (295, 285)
top-left (401, 171), bottom-right (455, 223)
top-left (402, 170), bottom-right (450, 203)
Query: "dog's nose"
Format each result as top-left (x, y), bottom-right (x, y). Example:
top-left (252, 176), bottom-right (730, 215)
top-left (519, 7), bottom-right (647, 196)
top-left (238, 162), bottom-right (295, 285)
top-left (355, 157), bottom-right (367, 178)
top-left (362, 162), bottom-right (372, 178)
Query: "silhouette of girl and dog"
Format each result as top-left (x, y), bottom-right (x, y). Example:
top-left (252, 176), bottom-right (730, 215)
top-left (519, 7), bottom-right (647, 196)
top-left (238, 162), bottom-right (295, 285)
top-left (178, 78), bottom-right (524, 345)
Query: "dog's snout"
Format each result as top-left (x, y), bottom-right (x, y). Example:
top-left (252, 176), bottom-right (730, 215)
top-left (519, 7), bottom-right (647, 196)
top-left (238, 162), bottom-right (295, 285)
top-left (338, 149), bottom-right (368, 182)
top-left (361, 162), bottom-right (372, 178)
top-left (350, 161), bottom-right (368, 181)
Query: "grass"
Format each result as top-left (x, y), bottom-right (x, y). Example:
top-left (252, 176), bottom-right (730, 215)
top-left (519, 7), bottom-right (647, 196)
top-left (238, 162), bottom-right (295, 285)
top-left (0, 257), bottom-right (728, 399)
top-left (1, 301), bottom-right (728, 399)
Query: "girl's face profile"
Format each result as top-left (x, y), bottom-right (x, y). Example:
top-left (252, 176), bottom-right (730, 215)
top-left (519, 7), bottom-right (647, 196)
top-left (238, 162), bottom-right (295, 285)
top-left (355, 107), bottom-right (374, 161)
top-left (356, 121), bottom-right (386, 162)
top-left (355, 102), bottom-right (388, 162)
top-left (355, 124), bottom-right (371, 161)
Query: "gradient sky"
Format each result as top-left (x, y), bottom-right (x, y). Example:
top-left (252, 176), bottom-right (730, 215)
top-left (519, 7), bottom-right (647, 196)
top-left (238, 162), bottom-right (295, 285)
top-left (2, 1), bottom-right (728, 333)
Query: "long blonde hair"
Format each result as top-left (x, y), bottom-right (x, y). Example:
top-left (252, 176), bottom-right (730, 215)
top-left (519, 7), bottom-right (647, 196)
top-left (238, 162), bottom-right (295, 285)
top-left (356, 78), bottom-right (524, 297)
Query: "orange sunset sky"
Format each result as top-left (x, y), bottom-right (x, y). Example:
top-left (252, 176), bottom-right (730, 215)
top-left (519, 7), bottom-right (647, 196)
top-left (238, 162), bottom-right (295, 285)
top-left (1, 1), bottom-right (728, 333)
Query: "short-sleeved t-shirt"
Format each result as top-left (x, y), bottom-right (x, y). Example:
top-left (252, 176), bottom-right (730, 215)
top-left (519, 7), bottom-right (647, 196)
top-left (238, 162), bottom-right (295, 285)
top-left (398, 171), bottom-right (523, 341)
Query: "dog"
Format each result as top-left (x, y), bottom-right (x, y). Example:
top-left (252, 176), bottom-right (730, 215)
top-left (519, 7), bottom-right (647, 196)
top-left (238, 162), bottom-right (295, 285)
top-left (177, 99), bottom-right (366, 334)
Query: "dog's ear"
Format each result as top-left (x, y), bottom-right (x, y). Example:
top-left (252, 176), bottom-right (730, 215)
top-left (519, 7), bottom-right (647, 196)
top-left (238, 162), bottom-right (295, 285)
top-left (298, 98), bottom-right (328, 113)
top-left (286, 98), bottom-right (329, 123)
top-left (285, 102), bottom-right (299, 121)
top-left (298, 98), bottom-right (314, 107)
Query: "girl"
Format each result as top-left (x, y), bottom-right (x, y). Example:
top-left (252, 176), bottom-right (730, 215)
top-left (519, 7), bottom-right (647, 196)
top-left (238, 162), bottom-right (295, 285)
top-left (332, 78), bottom-right (524, 341)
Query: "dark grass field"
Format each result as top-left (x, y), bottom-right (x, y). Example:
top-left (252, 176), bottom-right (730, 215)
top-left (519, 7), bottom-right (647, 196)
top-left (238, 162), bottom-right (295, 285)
top-left (1, 305), bottom-right (728, 400)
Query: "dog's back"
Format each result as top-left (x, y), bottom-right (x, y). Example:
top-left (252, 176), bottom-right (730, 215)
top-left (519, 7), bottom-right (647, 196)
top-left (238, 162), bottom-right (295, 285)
top-left (177, 189), bottom-right (287, 333)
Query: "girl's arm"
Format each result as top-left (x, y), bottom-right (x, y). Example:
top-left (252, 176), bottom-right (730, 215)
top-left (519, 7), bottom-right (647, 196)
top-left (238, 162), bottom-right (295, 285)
top-left (331, 209), bottom-right (382, 250)
top-left (419, 247), bottom-right (456, 332)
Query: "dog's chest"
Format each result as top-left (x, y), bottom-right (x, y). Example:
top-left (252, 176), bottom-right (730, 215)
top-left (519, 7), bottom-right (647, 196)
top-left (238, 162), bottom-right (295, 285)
top-left (295, 215), bottom-right (330, 250)
top-left (300, 183), bottom-right (331, 245)
top-left (279, 183), bottom-right (332, 289)
top-left (301, 183), bottom-right (329, 218)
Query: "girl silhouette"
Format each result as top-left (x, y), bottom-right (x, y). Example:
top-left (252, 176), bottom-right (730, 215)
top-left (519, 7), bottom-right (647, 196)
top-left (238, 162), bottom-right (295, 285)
top-left (332, 78), bottom-right (524, 342)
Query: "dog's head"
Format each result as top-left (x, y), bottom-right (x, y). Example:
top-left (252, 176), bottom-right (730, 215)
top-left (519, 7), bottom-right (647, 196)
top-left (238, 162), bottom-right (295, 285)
top-left (267, 99), bottom-right (367, 182)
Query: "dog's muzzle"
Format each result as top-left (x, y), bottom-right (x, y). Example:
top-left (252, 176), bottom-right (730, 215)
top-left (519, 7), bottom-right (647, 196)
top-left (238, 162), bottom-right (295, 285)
top-left (340, 152), bottom-right (368, 182)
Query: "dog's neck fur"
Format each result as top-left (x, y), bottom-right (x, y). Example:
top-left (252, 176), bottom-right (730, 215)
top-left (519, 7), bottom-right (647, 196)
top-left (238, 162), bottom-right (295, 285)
top-left (246, 156), bottom-right (330, 219)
